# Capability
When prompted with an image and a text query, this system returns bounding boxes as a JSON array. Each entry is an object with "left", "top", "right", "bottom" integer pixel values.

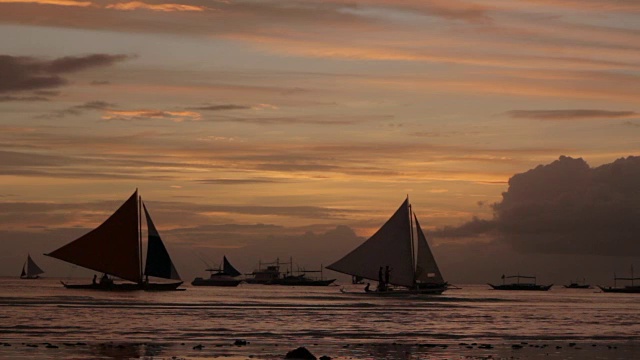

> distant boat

[
  {"left": 45, "top": 190, "right": 183, "bottom": 291},
  {"left": 598, "top": 267, "right": 640, "bottom": 293},
  {"left": 246, "top": 258, "right": 336, "bottom": 286},
  {"left": 488, "top": 275, "right": 552, "bottom": 291},
  {"left": 20, "top": 254, "right": 44, "bottom": 279},
  {"left": 327, "top": 197, "right": 448, "bottom": 295},
  {"left": 191, "top": 256, "right": 243, "bottom": 287},
  {"left": 564, "top": 278, "right": 591, "bottom": 289}
]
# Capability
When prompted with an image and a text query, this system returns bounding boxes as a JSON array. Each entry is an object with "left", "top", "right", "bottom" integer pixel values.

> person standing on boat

[
  {"left": 385, "top": 266, "right": 391, "bottom": 288},
  {"left": 377, "top": 266, "right": 386, "bottom": 291},
  {"left": 92, "top": 274, "right": 97, "bottom": 285}
]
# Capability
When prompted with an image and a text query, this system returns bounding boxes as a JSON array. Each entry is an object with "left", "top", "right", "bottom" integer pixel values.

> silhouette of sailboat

[
  {"left": 20, "top": 254, "right": 44, "bottom": 279},
  {"left": 327, "top": 197, "right": 448, "bottom": 295},
  {"left": 598, "top": 266, "right": 640, "bottom": 293},
  {"left": 488, "top": 274, "right": 552, "bottom": 291},
  {"left": 192, "top": 256, "right": 243, "bottom": 287},
  {"left": 45, "top": 190, "right": 183, "bottom": 291}
]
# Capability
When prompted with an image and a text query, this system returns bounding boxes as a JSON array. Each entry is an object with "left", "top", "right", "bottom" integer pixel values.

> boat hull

[
  {"left": 488, "top": 283, "right": 553, "bottom": 291},
  {"left": 271, "top": 278, "right": 336, "bottom": 286},
  {"left": 563, "top": 284, "right": 591, "bottom": 289},
  {"left": 61, "top": 281, "right": 184, "bottom": 291},
  {"left": 20, "top": 275, "right": 40, "bottom": 280},
  {"left": 598, "top": 285, "right": 640, "bottom": 293},
  {"left": 245, "top": 278, "right": 336, "bottom": 286},
  {"left": 340, "top": 286, "right": 447, "bottom": 296},
  {"left": 191, "top": 277, "right": 242, "bottom": 287}
]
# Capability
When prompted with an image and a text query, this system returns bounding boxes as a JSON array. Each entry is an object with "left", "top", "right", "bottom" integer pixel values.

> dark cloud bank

[
  {"left": 0, "top": 54, "right": 129, "bottom": 96},
  {"left": 433, "top": 155, "right": 640, "bottom": 257}
]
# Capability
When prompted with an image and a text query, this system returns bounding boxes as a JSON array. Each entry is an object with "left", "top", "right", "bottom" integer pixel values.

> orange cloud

[
  {"left": 105, "top": 1, "right": 206, "bottom": 12},
  {"left": 102, "top": 109, "right": 201, "bottom": 122},
  {"left": 0, "top": 0, "right": 91, "bottom": 6}
]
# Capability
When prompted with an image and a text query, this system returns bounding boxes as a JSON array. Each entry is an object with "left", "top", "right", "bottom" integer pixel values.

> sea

[{"left": 1, "top": 278, "right": 639, "bottom": 360}]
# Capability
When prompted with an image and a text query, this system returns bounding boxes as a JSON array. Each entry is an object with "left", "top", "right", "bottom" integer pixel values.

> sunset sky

[{"left": 1, "top": 0, "right": 639, "bottom": 283}]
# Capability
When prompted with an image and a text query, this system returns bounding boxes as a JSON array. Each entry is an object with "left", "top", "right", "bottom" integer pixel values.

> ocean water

[{"left": 1, "top": 278, "right": 639, "bottom": 359}]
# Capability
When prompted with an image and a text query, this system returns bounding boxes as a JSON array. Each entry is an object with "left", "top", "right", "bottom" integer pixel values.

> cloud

[
  {"left": 105, "top": 1, "right": 207, "bottom": 12},
  {"left": 0, "top": 54, "right": 130, "bottom": 94},
  {"left": 207, "top": 115, "right": 392, "bottom": 125},
  {"left": 196, "top": 178, "right": 288, "bottom": 185},
  {"left": 102, "top": 109, "right": 201, "bottom": 122},
  {"left": 433, "top": 156, "right": 640, "bottom": 256},
  {"left": 0, "top": 0, "right": 91, "bottom": 7},
  {"left": 506, "top": 109, "right": 638, "bottom": 120},
  {"left": 189, "top": 104, "right": 251, "bottom": 111},
  {"left": 39, "top": 100, "right": 115, "bottom": 118},
  {"left": 0, "top": 95, "right": 49, "bottom": 102}
]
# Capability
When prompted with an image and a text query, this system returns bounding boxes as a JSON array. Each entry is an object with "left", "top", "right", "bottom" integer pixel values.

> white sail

[
  {"left": 26, "top": 254, "right": 45, "bottom": 277},
  {"left": 326, "top": 198, "right": 415, "bottom": 288},
  {"left": 414, "top": 215, "right": 444, "bottom": 284}
]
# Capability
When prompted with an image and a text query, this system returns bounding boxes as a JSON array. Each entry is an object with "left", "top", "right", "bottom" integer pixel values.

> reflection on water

[{"left": 1, "top": 278, "right": 639, "bottom": 359}]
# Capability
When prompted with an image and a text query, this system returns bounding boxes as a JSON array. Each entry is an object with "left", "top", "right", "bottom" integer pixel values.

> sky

[{"left": 1, "top": 0, "right": 639, "bottom": 284}]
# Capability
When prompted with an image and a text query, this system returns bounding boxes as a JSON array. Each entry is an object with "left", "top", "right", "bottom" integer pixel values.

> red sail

[{"left": 46, "top": 191, "right": 142, "bottom": 283}]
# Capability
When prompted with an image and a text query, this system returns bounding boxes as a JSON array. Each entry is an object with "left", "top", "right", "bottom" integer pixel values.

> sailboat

[
  {"left": 20, "top": 254, "right": 45, "bottom": 279},
  {"left": 488, "top": 274, "right": 552, "bottom": 291},
  {"left": 598, "top": 267, "right": 640, "bottom": 293},
  {"left": 327, "top": 197, "right": 448, "bottom": 295},
  {"left": 191, "top": 256, "right": 243, "bottom": 287},
  {"left": 45, "top": 190, "right": 183, "bottom": 291}
]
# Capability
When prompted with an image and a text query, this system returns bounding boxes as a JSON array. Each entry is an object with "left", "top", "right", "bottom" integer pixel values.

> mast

[
  {"left": 408, "top": 196, "right": 415, "bottom": 285},
  {"left": 138, "top": 190, "right": 143, "bottom": 281}
]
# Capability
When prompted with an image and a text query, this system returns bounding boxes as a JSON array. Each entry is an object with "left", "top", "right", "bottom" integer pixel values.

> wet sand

[{"left": 0, "top": 339, "right": 638, "bottom": 359}]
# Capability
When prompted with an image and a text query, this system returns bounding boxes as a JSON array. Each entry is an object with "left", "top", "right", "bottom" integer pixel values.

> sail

[
  {"left": 143, "top": 203, "right": 181, "bottom": 280},
  {"left": 20, "top": 263, "right": 26, "bottom": 278},
  {"left": 326, "top": 198, "right": 415, "bottom": 288},
  {"left": 223, "top": 256, "right": 241, "bottom": 277},
  {"left": 46, "top": 191, "right": 142, "bottom": 283},
  {"left": 26, "top": 254, "right": 44, "bottom": 277},
  {"left": 414, "top": 215, "right": 444, "bottom": 284}
]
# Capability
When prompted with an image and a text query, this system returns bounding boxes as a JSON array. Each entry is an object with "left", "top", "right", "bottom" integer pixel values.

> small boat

[
  {"left": 245, "top": 259, "right": 286, "bottom": 284},
  {"left": 20, "top": 254, "right": 45, "bottom": 279},
  {"left": 598, "top": 267, "right": 640, "bottom": 293},
  {"left": 272, "top": 271, "right": 336, "bottom": 286},
  {"left": 327, "top": 197, "right": 448, "bottom": 295},
  {"left": 45, "top": 190, "right": 183, "bottom": 291},
  {"left": 191, "top": 256, "right": 243, "bottom": 287},
  {"left": 246, "top": 258, "right": 336, "bottom": 286},
  {"left": 488, "top": 275, "right": 552, "bottom": 291},
  {"left": 564, "top": 278, "right": 591, "bottom": 289}
]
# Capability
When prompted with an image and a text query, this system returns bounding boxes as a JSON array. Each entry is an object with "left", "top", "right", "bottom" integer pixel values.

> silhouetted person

[
  {"left": 92, "top": 274, "right": 97, "bottom": 285},
  {"left": 378, "top": 266, "right": 386, "bottom": 291},
  {"left": 100, "top": 273, "right": 112, "bottom": 286},
  {"left": 385, "top": 266, "right": 391, "bottom": 286}
]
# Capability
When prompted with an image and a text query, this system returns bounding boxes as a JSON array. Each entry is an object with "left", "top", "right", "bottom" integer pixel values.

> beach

[{"left": 1, "top": 278, "right": 639, "bottom": 359}]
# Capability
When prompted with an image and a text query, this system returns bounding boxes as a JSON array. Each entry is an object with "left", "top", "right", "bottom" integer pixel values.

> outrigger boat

[
  {"left": 327, "top": 197, "right": 448, "bottom": 295},
  {"left": 20, "top": 254, "right": 44, "bottom": 279},
  {"left": 564, "top": 278, "right": 591, "bottom": 289},
  {"left": 45, "top": 190, "right": 183, "bottom": 291},
  {"left": 598, "top": 267, "right": 640, "bottom": 293},
  {"left": 488, "top": 275, "right": 552, "bottom": 291},
  {"left": 191, "top": 256, "right": 243, "bottom": 287}
]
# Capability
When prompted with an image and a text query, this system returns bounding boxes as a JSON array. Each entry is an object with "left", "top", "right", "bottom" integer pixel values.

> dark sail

[
  {"left": 223, "top": 256, "right": 242, "bottom": 277},
  {"left": 26, "top": 254, "right": 44, "bottom": 277},
  {"left": 143, "top": 203, "right": 181, "bottom": 281},
  {"left": 326, "top": 198, "right": 415, "bottom": 288},
  {"left": 46, "top": 191, "right": 142, "bottom": 283}
]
